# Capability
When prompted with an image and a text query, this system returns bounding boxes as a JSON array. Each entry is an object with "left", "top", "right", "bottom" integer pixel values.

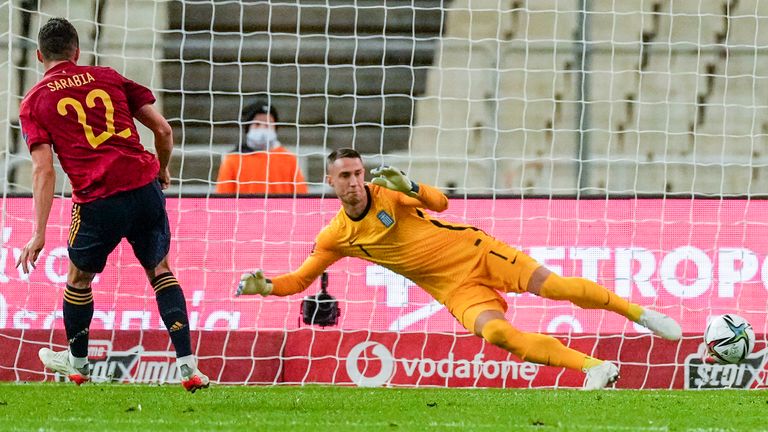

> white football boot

[
  {"left": 180, "top": 364, "right": 210, "bottom": 393},
  {"left": 583, "top": 361, "right": 620, "bottom": 390},
  {"left": 38, "top": 348, "right": 90, "bottom": 386},
  {"left": 637, "top": 309, "right": 683, "bottom": 341}
]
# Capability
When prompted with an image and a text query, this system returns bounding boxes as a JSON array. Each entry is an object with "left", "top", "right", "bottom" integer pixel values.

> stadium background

[{"left": 1, "top": 0, "right": 767, "bottom": 390}]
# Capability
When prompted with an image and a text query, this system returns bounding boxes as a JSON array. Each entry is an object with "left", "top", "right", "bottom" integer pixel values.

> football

[{"left": 704, "top": 314, "right": 755, "bottom": 364}]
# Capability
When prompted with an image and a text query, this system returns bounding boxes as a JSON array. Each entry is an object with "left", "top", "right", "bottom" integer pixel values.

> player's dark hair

[
  {"left": 38, "top": 18, "right": 79, "bottom": 61},
  {"left": 327, "top": 148, "right": 362, "bottom": 168}
]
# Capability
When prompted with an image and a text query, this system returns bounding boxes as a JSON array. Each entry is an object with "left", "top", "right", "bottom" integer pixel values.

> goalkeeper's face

[{"left": 327, "top": 157, "right": 367, "bottom": 205}]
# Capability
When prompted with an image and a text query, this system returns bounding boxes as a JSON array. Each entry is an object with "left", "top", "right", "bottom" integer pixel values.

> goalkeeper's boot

[
  {"left": 180, "top": 364, "right": 210, "bottom": 393},
  {"left": 38, "top": 348, "right": 90, "bottom": 386},
  {"left": 637, "top": 309, "right": 682, "bottom": 341},
  {"left": 583, "top": 361, "right": 620, "bottom": 390}
]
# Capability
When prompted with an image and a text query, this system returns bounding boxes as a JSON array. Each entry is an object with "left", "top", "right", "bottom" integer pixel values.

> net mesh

[{"left": 1, "top": 0, "right": 767, "bottom": 389}]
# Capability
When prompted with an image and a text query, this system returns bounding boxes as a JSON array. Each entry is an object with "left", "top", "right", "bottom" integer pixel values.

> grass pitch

[{"left": 0, "top": 383, "right": 766, "bottom": 431}]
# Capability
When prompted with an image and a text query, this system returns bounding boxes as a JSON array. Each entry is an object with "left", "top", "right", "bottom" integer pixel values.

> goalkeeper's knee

[
  {"left": 480, "top": 319, "right": 524, "bottom": 356},
  {"left": 537, "top": 273, "right": 573, "bottom": 300}
]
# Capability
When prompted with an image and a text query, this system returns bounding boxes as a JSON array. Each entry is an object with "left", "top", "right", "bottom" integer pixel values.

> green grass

[{"left": 0, "top": 384, "right": 766, "bottom": 431}]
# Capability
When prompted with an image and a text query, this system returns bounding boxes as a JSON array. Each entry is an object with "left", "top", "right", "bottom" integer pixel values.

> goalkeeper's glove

[
  {"left": 371, "top": 166, "right": 420, "bottom": 198},
  {"left": 235, "top": 270, "right": 273, "bottom": 296}
]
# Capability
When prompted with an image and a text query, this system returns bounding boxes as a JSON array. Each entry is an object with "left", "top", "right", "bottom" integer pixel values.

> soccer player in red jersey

[
  {"left": 238, "top": 148, "right": 684, "bottom": 389},
  {"left": 16, "top": 17, "right": 208, "bottom": 392}
]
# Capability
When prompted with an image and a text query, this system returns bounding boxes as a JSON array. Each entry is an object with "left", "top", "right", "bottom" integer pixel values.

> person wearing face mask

[{"left": 215, "top": 99, "right": 308, "bottom": 194}]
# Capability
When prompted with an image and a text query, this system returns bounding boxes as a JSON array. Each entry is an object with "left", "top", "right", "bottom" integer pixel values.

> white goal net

[{"left": 1, "top": 0, "right": 767, "bottom": 389}]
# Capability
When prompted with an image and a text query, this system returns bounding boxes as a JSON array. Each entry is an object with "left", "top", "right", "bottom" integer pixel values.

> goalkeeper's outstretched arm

[
  {"left": 371, "top": 166, "right": 448, "bottom": 212},
  {"left": 236, "top": 236, "right": 341, "bottom": 297}
]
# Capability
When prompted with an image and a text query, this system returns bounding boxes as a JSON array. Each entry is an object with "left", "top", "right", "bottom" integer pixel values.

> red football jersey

[{"left": 19, "top": 61, "right": 160, "bottom": 203}]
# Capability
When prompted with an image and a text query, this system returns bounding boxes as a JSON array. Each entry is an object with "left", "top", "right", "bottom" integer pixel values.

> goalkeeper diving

[{"left": 236, "top": 148, "right": 682, "bottom": 389}]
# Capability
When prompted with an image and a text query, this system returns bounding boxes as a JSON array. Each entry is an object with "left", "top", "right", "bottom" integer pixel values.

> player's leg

[
  {"left": 40, "top": 201, "right": 123, "bottom": 385},
  {"left": 38, "top": 262, "right": 96, "bottom": 385},
  {"left": 450, "top": 295, "right": 619, "bottom": 389},
  {"left": 480, "top": 240, "right": 681, "bottom": 341},
  {"left": 482, "top": 241, "right": 637, "bottom": 320},
  {"left": 470, "top": 306, "right": 594, "bottom": 369},
  {"left": 144, "top": 256, "right": 208, "bottom": 392},
  {"left": 129, "top": 180, "right": 208, "bottom": 392},
  {"left": 526, "top": 265, "right": 637, "bottom": 318},
  {"left": 527, "top": 266, "right": 682, "bottom": 340}
]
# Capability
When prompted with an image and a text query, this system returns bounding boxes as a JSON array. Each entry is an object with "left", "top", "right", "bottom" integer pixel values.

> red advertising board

[
  {"left": 2, "top": 330, "right": 766, "bottom": 389},
  {"left": 1, "top": 197, "right": 767, "bottom": 335}
]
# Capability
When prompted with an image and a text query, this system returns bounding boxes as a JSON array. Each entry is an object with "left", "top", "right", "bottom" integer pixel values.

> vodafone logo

[
  {"left": 346, "top": 342, "right": 395, "bottom": 387},
  {"left": 345, "top": 341, "right": 539, "bottom": 387}
]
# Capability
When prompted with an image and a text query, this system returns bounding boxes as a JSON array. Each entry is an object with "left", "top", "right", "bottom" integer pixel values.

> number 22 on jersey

[{"left": 57, "top": 88, "right": 131, "bottom": 148}]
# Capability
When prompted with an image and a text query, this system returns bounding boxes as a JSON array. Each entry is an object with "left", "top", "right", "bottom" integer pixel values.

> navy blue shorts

[{"left": 68, "top": 180, "right": 171, "bottom": 273}]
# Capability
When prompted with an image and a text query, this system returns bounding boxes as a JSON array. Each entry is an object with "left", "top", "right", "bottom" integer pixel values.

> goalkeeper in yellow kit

[{"left": 236, "top": 148, "right": 682, "bottom": 389}]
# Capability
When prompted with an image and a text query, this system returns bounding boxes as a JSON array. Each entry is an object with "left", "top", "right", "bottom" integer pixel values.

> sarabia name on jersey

[{"left": 45, "top": 72, "right": 95, "bottom": 92}]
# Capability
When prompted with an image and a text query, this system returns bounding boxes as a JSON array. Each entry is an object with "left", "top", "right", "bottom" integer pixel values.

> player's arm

[
  {"left": 16, "top": 144, "right": 56, "bottom": 273},
  {"left": 236, "top": 248, "right": 341, "bottom": 296},
  {"left": 236, "top": 230, "right": 342, "bottom": 297},
  {"left": 271, "top": 249, "right": 340, "bottom": 295},
  {"left": 371, "top": 166, "right": 448, "bottom": 212},
  {"left": 134, "top": 104, "right": 173, "bottom": 189}
]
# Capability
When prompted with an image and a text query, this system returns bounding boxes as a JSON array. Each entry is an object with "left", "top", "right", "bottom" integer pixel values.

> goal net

[{"left": 1, "top": 0, "right": 767, "bottom": 389}]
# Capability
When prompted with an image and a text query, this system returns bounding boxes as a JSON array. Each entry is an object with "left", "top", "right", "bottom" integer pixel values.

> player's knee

[
  {"left": 146, "top": 256, "right": 171, "bottom": 280},
  {"left": 481, "top": 321, "right": 528, "bottom": 358},
  {"left": 67, "top": 265, "right": 95, "bottom": 288},
  {"left": 538, "top": 273, "right": 571, "bottom": 300},
  {"left": 480, "top": 319, "right": 520, "bottom": 351}
]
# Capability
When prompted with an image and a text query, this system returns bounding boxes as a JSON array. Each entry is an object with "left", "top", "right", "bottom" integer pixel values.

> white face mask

[{"left": 245, "top": 128, "right": 278, "bottom": 151}]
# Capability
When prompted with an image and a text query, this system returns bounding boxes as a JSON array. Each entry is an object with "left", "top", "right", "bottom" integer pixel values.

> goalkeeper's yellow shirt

[{"left": 271, "top": 183, "right": 521, "bottom": 303}]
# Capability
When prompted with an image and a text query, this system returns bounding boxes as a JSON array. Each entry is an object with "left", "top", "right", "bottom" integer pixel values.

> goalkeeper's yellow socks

[
  {"left": 152, "top": 272, "right": 192, "bottom": 357},
  {"left": 480, "top": 319, "right": 591, "bottom": 370},
  {"left": 581, "top": 356, "right": 603, "bottom": 372},
  {"left": 62, "top": 284, "right": 94, "bottom": 358},
  {"left": 538, "top": 274, "right": 643, "bottom": 321},
  {"left": 626, "top": 303, "right": 644, "bottom": 322}
]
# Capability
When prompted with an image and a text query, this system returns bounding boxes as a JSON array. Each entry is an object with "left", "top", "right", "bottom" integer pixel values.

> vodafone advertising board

[
  {"left": 0, "top": 197, "right": 767, "bottom": 334},
  {"left": 3, "top": 329, "right": 766, "bottom": 389}
]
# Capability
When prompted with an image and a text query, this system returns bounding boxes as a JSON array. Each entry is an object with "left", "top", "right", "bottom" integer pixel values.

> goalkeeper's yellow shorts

[{"left": 444, "top": 239, "right": 541, "bottom": 333}]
